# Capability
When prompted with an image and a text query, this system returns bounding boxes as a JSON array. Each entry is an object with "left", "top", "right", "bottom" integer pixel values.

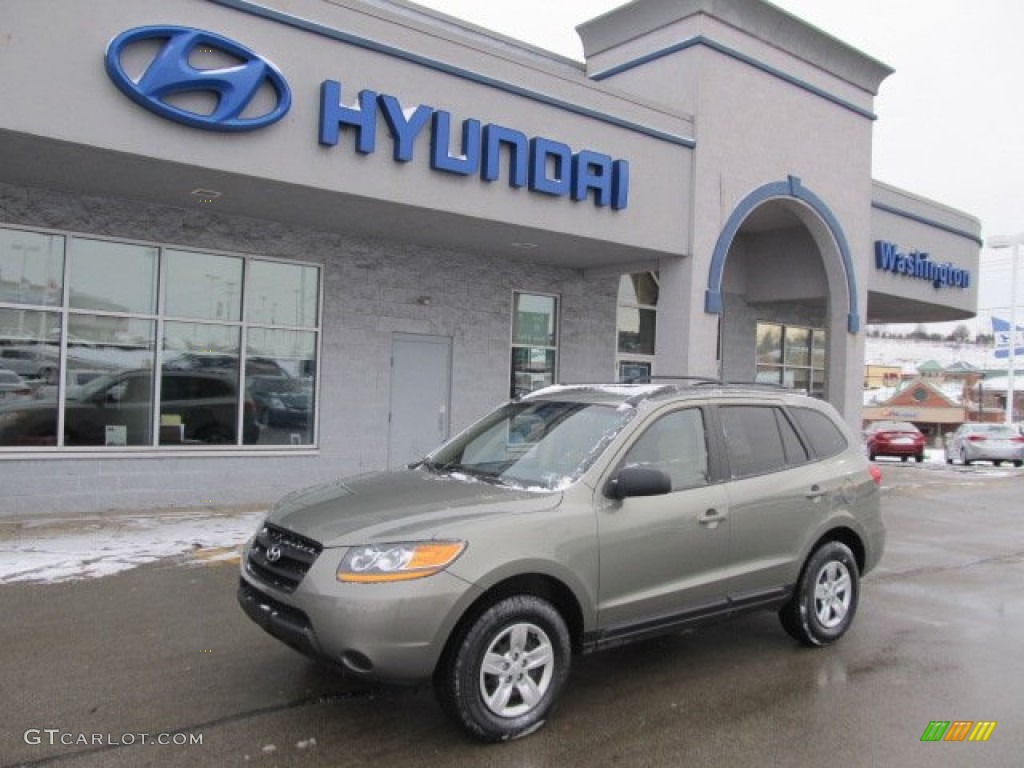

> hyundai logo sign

[{"left": 105, "top": 26, "right": 291, "bottom": 132}]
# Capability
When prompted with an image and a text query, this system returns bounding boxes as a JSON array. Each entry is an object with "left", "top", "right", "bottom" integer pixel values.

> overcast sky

[{"left": 411, "top": 0, "right": 1023, "bottom": 328}]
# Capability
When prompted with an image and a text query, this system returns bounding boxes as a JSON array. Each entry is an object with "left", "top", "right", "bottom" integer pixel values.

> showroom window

[
  {"left": 511, "top": 292, "right": 558, "bottom": 398},
  {"left": 616, "top": 271, "right": 658, "bottom": 382},
  {"left": 0, "top": 226, "right": 320, "bottom": 450},
  {"left": 755, "top": 322, "right": 826, "bottom": 398}
]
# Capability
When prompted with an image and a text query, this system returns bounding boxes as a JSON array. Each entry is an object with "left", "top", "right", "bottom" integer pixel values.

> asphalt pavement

[{"left": 1, "top": 462, "right": 1022, "bottom": 767}]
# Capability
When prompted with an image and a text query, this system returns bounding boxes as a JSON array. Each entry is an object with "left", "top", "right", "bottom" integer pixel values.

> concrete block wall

[{"left": 0, "top": 182, "right": 618, "bottom": 517}]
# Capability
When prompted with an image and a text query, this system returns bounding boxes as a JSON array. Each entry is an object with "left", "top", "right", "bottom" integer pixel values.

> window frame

[
  {"left": 509, "top": 290, "right": 560, "bottom": 398},
  {"left": 0, "top": 223, "right": 324, "bottom": 456},
  {"left": 755, "top": 321, "right": 827, "bottom": 398},
  {"left": 615, "top": 271, "right": 659, "bottom": 381}
]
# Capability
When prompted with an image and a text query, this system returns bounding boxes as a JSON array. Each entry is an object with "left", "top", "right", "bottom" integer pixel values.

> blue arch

[{"left": 704, "top": 175, "right": 860, "bottom": 334}]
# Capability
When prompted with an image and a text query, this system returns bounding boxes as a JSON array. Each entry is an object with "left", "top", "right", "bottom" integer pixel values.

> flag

[{"left": 992, "top": 316, "right": 1024, "bottom": 359}]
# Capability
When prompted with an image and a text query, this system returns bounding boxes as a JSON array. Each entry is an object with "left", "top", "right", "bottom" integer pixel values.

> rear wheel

[
  {"left": 915, "top": 452, "right": 924, "bottom": 463},
  {"left": 435, "top": 595, "right": 570, "bottom": 742},
  {"left": 779, "top": 541, "right": 860, "bottom": 647}
]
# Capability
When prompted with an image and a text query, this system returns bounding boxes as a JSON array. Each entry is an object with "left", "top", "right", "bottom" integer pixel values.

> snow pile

[{"left": 0, "top": 509, "right": 265, "bottom": 584}]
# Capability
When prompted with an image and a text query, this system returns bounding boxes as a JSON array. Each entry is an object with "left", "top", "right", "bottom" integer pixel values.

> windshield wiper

[{"left": 430, "top": 462, "right": 507, "bottom": 485}]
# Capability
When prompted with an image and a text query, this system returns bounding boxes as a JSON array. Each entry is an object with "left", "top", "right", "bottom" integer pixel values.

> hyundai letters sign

[{"left": 104, "top": 25, "right": 630, "bottom": 210}]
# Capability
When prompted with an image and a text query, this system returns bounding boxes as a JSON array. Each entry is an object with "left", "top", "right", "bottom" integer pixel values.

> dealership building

[{"left": 0, "top": 0, "right": 981, "bottom": 515}]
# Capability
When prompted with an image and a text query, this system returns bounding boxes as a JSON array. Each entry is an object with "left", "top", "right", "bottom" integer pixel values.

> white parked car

[{"left": 944, "top": 423, "right": 1024, "bottom": 467}]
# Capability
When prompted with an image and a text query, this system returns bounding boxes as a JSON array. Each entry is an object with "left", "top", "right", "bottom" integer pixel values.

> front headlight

[{"left": 337, "top": 540, "right": 466, "bottom": 583}]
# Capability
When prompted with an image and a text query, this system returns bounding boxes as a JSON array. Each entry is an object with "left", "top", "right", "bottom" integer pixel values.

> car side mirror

[{"left": 605, "top": 467, "right": 672, "bottom": 500}]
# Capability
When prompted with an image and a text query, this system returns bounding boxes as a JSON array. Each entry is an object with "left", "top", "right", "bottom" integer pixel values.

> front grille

[{"left": 246, "top": 523, "right": 322, "bottom": 592}]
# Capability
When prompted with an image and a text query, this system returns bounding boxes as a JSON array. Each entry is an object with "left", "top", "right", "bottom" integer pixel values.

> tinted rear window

[
  {"left": 719, "top": 406, "right": 789, "bottom": 478},
  {"left": 792, "top": 407, "right": 848, "bottom": 458}
]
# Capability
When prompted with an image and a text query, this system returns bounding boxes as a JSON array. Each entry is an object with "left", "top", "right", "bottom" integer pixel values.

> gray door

[{"left": 388, "top": 333, "right": 452, "bottom": 469}]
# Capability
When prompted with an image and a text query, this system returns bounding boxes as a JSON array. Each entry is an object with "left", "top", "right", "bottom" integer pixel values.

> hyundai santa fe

[{"left": 238, "top": 382, "right": 884, "bottom": 741}]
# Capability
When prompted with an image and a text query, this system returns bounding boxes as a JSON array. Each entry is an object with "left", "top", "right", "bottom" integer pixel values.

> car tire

[
  {"left": 900, "top": 455, "right": 908, "bottom": 463},
  {"left": 915, "top": 452, "right": 924, "bottom": 463},
  {"left": 434, "top": 595, "right": 570, "bottom": 742},
  {"left": 994, "top": 460, "right": 1003, "bottom": 467},
  {"left": 868, "top": 451, "right": 876, "bottom": 461},
  {"left": 961, "top": 449, "right": 971, "bottom": 466},
  {"left": 1014, "top": 460, "right": 1022, "bottom": 468},
  {"left": 779, "top": 541, "right": 860, "bottom": 647}
]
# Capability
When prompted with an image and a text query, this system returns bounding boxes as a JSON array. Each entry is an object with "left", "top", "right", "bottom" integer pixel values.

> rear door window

[{"left": 719, "top": 405, "right": 790, "bottom": 479}]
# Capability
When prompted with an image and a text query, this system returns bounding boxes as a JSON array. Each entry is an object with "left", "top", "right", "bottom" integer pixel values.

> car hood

[{"left": 267, "top": 469, "right": 562, "bottom": 547}]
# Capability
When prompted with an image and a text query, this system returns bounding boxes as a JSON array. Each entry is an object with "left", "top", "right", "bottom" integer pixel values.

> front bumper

[{"left": 238, "top": 546, "right": 480, "bottom": 684}]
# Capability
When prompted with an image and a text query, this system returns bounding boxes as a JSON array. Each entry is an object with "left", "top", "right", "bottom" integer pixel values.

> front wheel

[
  {"left": 435, "top": 595, "right": 570, "bottom": 742},
  {"left": 779, "top": 541, "right": 860, "bottom": 647}
]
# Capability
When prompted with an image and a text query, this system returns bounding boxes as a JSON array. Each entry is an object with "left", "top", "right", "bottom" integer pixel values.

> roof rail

[{"left": 623, "top": 374, "right": 721, "bottom": 385}]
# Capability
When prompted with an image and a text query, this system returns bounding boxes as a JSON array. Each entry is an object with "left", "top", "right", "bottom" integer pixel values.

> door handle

[{"left": 699, "top": 508, "right": 727, "bottom": 527}]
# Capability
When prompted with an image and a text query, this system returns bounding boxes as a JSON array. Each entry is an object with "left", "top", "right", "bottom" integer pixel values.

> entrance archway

[{"left": 703, "top": 176, "right": 859, "bottom": 408}]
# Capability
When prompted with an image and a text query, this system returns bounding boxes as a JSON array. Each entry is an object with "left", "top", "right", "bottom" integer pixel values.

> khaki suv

[{"left": 238, "top": 382, "right": 884, "bottom": 741}]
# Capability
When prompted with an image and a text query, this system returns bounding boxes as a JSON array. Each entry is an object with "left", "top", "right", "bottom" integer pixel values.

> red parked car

[{"left": 863, "top": 420, "right": 925, "bottom": 462}]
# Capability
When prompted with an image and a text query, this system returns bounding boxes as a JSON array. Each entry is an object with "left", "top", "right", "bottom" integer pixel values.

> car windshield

[{"left": 425, "top": 400, "right": 635, "bottom": 491}]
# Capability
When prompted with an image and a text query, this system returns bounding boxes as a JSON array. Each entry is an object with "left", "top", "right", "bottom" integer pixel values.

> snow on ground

[
  {"left": 0, "top": 508, "right": 266, "bottom": 585},
  {"left": 1, "top": 446, "right": 1015, "bottom": 586}
]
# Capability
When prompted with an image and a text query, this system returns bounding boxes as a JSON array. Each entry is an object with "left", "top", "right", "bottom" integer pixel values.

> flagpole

[{"left": 988, "top": 234, "right": 1023, "bottom": 425}]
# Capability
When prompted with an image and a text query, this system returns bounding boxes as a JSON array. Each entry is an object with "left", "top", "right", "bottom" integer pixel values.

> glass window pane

[
  {"left": 755, "top": 366, "right": 783, "bottom": 385},
  {"left": 622, "top": 408, "right": 708, "bottom": 490},
  {"left": 785, "top": 327, "right": 811, "bottom": 367},
  {"left": 0, "top": 309, "right": 60, "bottom": 446},
  {"left": 165, "top": 250, "right": 243, "bottom": 321},
  {"left": 788, "top": 367, "right": 811, "bottom": 392},
  {"left": 162, "top": 322, "right": 242, "bottom": 445},
  {"left": 63, "top": 316, "right": 156, "bottom": 446},
  {"left": 811, "top": 329, "right": 826, "bottom": 369},
  {"left": 720, "top": 405, "right": 788, "bottom": 478},
  {"left": 617, "top": 272, "right": 659, "bottom": 307},
  {"left": 511, "top": 347, "right": 555, "bottom": 398},
  {"left": 513, "top": 293, "right": 557, "bottom": 346},
  {"left": 617, "top": 306, "right": 656, "bottom": 355},
  {"left": 246, "top": 261, "right": 319, "bottom": 327},
  {"left": 618, "top": 360, "right": 651, "bottom": 383},
  {"left": 811, "top": 368, "right": 826, "bottom": 399},
  {"left": 0, "top": 229, "right": 64, "bottom": 307},
  {"left": 756, "top": 323, "right": 782, "bottom": 365},
  {"left": 776, "top": 409, "right": 808, "bottom": 465},
  {"left": 70, "top": 238, "right": 157, "bottom": 314},
  {"left": 246, "top": 328, "right": 317, "bottom": 445},
  {"left": 791, "top": 407, "right": 847, "bottom": 458}
]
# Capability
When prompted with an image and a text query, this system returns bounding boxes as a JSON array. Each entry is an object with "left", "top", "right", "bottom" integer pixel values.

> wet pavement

[{"left": 1, "top": 462, "right": 1022, "bottom": 767}]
